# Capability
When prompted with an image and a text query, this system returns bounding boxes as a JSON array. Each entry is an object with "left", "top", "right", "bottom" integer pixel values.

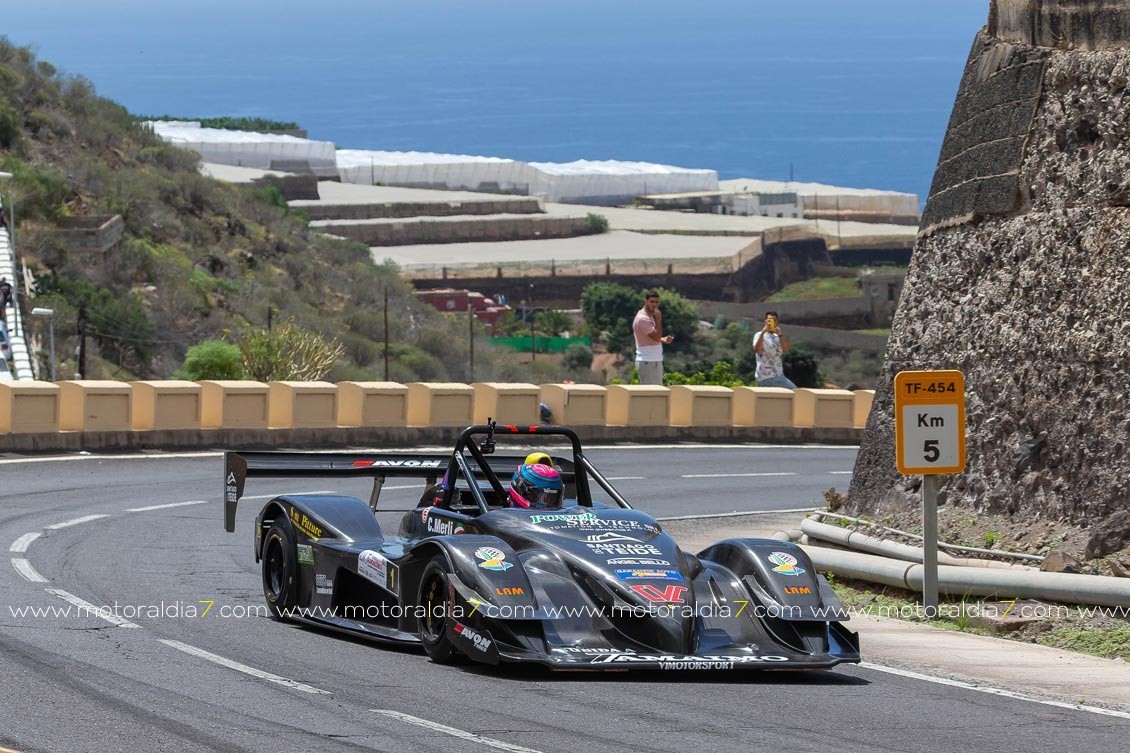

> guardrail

[
  {"left": 0, "top": 220, "right": 34, "bottom": 380},
  {"left": 0, "top": 380, "right": 873, "bottom": 451}
]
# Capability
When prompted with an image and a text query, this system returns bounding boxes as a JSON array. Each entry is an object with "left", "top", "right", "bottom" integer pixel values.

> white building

[
  {"left": 723, "top": 191, "right": 804, "bottom": 218},
  {"left": 719, "top": 178, "right": 920, "bottom": 224}
]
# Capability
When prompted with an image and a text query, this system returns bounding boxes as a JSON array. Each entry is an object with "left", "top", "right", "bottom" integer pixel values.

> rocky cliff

[{"left": 849, "top": 1, "right": 1130, "bottom": 558}]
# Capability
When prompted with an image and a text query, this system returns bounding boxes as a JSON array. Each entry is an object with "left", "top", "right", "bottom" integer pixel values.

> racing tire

[
  {"left": 417, "top": 556, "right": 459, "bottom": 664},
  {"left": 261, "top": 518, "right": 299, "bottom": 621}
]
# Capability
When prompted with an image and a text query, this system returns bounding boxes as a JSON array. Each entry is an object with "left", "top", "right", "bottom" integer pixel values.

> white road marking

[
  {"left": 829, "top": 470, "right": 854, "bottom": 475},
  {"left": 9, "top": 532, "right": 41, "bottom": 553},
  {"left": 44, "top": 514, "right": 109, "bottom": 530},
  {"left": 242, "top": 490, "right": 336, "bottom": 500},
  {"left": 604, "top": 476, "right": 645, "bottom": 481},
  {"left": 588, "top": 443, "right": 859, "bottom": 450},
  {"left": 11, "top": 558, "right": 48, "bottom": 583},
  {"left": 858, "top": 662, "right": 1130, "bottom": 720},
  {"left": 658, "top": 508, "right": 813, "bottom": 521},
  {"left": 0, "top": 443, "right": 858, "bottom": 466},
  {"left": 371, "top": 710, "right": 544, "bottom": 753},
  {"left": 158, "top": 639, "right": 332, "bottom": 695},
  {"left": 126, "top": 500, "right": 209, "bottom": 512},
  {"left": 681, "top": 472, "right": 797, "bottom": 478},
  {"left": 0, "top": 451, "right": 222, "bottom": 465},
  {"left": 44, "top": 588, "right": 141, "bottom": 628}
]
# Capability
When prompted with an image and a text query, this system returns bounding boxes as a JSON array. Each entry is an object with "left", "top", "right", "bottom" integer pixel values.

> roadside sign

[{"left": 894, "top": 370, "right": 966, "bottom": 475}]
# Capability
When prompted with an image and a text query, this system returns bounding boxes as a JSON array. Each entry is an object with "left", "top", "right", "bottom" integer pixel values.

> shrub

[
  {"left": 782, "top": 343, "right": 824, "bottom": 388},
  {"left": 561, "top": 342, "right": 594, "bottom": 372},
  {"left": 580, "top": 282, "right": 698, "bottom": 356},
  {"left": 175, "top": 339, "right": 243, "bottom": 380},
  {"left": 237, "top": 321, "right": 344, "bottom": 381},
  {"left": 584, "top": 213, "right": 610, "bottom": 234}
]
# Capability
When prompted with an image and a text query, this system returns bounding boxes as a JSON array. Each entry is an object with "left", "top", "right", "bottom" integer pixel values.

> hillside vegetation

[{"left": 0, "top": 38, "right": 541, "bottom": 382}]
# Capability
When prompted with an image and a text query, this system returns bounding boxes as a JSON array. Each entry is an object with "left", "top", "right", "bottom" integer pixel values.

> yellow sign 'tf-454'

[{"left": 894, "top": 370, "right": 966, "bottom": 475}]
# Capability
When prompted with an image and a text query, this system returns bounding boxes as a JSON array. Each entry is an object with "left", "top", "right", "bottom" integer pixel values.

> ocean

[{"left": 4, "top": 0, "right": 987, "bottom": 201}]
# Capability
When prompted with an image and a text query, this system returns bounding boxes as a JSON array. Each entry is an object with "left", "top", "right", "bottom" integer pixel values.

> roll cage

[{"left": 223, "top": 424, "right": 631, "bottom": 533}]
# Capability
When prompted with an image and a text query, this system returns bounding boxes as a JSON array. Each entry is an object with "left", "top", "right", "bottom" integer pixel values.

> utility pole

[
  {"left": 836, "top": 196, "right": 842, "bottom": 250},
  {"left": 77, "top": 301, "right": 87, "bottom": 379},
  {"left": 383, "top": 288, "right": 390, "bottom": 381},
  {"left": 468, "top": 303, "right": 475, "bottom": 382},
  {"left": 528, "top": 283, "right": 535, "bottom": 363}
]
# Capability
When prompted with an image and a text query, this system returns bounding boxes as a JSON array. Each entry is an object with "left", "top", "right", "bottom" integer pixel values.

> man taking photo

[
  {"left": 632, "top": 290, "right": 673, "bottom": 385},
  {"left": 753, "top": 311, "right": 797, "bottom": 389}
]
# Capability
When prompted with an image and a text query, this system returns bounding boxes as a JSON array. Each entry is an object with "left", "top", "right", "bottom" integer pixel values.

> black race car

[{"left": 223, "top": 424, "right": 860, "bottom": 671}]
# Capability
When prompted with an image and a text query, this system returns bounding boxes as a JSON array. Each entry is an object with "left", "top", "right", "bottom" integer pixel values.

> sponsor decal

[
  {"left": 530, "top": 512, "right": 660, "bottom": 534},
  {"left": 476, "top": 546, "right": 513, "bottom": 571},
  {"left": 453, "top": 622, "right": 492, "bottom": 653},
  {"left": 588, "top": 543, "right": 663, "bottom": 556},
  {"left": 315, "top": 573, "right": 333, "bottom": 595},
  {"left": 614, "top": 569, "right": 683, "bottom": 581},
  {"left": 225, "top": 471, "right": 238, "bottom": 503},
  {"left": 583, "top": 532, "right": 662, "bottom": 556},
  {"left": 296, "top": 544, "right": 314, "bottom": 565},
  {"left": 606, "top": 558, "right": 671, "bottom": 566},
  {"left": 551, "top": 647, "right": 635, "bottom": 655},
  {"left": 582, "top": 532, "right": 641, "bottom": 544},
  {"left": 426, "top": 515, "right": 464, "bottom": 536},
  {"left": 495, "top": 586, "right": 525, "bottom": 596},
  {"left": 768, "top": 552, "right": 806, "bottom": 577},
  {"left": 783, "top": 585, "right": 812, "bottom": 595},
  {"left": 352, "top": 458, "right": 445, "bottom": 468},
  {"left": 358, "top": 550, "right": 399, "bottom": 596},
  {"left": 289, "top": 508, "right": 323, "bottom": 540},
  {"left": 588, "top": 654, "right": 790, "bottom": 666},
  {"left": 629, "top": 584, "right": 688, "bottom": 604}
]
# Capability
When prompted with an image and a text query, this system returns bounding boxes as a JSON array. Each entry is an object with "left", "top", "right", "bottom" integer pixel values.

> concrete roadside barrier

[
  {"left": 59, "top": 380, "right": 132, "bottom": 432},
  {"left": 130, "top": 380, "right": 202, "bottom": 430},
  {"left": 539, "top": 383, "right": 607, "bottom": 426},
  {"left": 731, "top": 386, "right": 794, "bottom": 427},
  {"left": 793, "top": 388, "right": 855, "bottom": 428},
  {"left": 0, "top": 380, "right": 60, "bottom": 433},
  {"left": 472, "top": 382, "right": 539, "bottom": 425},
  {"left": 406, "top": 382, "right": 475, "bottom": 427},
  {"left": 268, "top": 381, "right": 337, "bottom": 429},
  {"left": 200, "top": 380, "right": 269, "bottom": 429},
  {"left": 853, "top": 389, "right": 875, "bottom": 429},
  {"left": 606, "top": 385, "right": 669, "bottom": 427},
  {"left": 337, "top": 381, "right": 408, "bottom": 427},
  {"left": 669, "top": 385, "right": 733, "bottom": 427}
]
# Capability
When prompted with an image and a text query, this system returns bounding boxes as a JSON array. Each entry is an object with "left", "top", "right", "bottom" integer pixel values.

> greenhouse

[
  {"left": 336, "top": 151, "right": 718, "bottom": 205},
  {"left": 335, "top": 149, "right": 535, "bottom": 194},
  {"left": 147, "top": 121, "right": 338, "bottom": 175}
]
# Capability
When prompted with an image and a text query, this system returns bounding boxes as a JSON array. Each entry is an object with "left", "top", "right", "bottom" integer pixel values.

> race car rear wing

[{"left": 223, "top": 448, "right": 576, "bottom": 532}]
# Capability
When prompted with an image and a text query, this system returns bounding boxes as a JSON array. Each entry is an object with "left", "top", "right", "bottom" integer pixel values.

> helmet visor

[{"left": 526, "top": 486, "right": 563, "bottom": 509}]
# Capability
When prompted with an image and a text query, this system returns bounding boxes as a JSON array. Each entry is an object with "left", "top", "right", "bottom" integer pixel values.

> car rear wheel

[
  {"left": 262, "top": 518, "right": 298, "bottom": 621},
  {"left": 417, "top": 556, "right": 459, "bottom": 663}
]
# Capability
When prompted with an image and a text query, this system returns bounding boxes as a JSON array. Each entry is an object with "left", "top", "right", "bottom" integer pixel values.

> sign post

[{"left": 894, "top": 370, "right": 966, "bottom": 617}]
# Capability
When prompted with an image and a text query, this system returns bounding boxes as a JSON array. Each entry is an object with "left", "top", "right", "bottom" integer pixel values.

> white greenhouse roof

[
  {"left": 147, "top": 121, "right": 331, "bottom": 147},
  {"left": 529, "top": 159, "right": 717, "bottom": 177},
  {"left": 719, "top": 177, "right": 916, "bottom": 199},
  {"left": 336, "top": 149, "right": 518, "bottom": 167}
]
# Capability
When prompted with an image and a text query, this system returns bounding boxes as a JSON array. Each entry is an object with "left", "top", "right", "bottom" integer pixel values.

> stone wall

[{"left": 849, "top": 3, "right": 1130, "bottom": 555}]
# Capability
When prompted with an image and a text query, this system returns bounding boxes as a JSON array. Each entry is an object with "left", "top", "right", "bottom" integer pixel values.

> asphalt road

[{"left": 2, "top": 444, "right": 1128, "bottom": 753}]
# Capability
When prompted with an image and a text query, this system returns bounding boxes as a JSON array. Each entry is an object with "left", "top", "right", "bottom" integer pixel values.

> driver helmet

[
  {"left": 524, "top": 451, "right": 554, "bottom": 468},
  {"left": 509, "top": 463, "right": 564, "bottom": 509}
]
